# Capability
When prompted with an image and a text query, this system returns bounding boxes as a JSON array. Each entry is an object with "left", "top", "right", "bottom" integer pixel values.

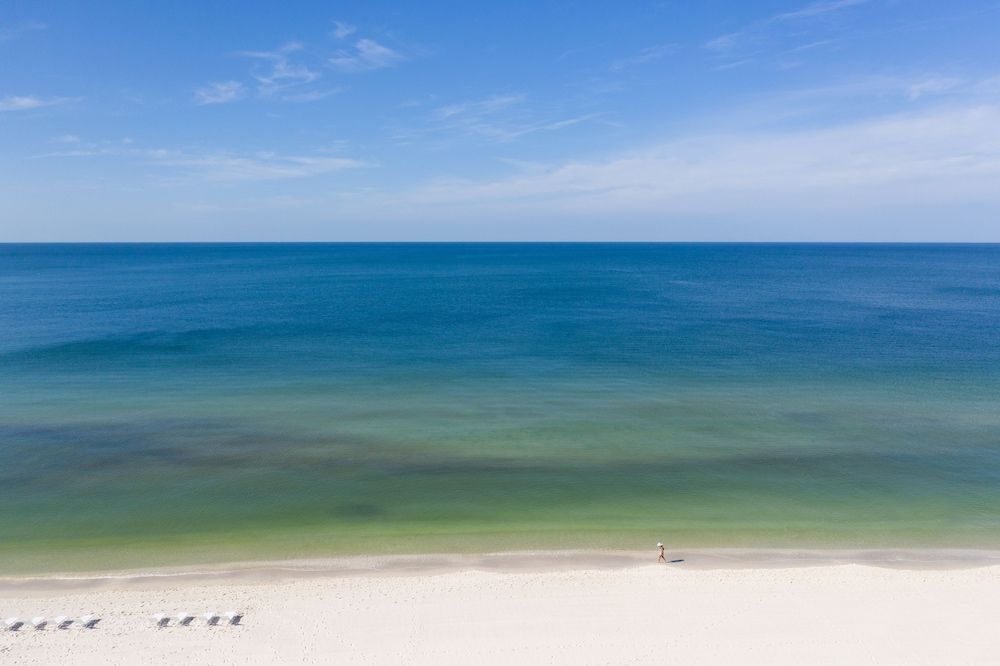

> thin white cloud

[
  {"left": 33, "top": 137, "right": 143, "bottom": 159},
  {"left": 386, "top": 102, "right": 1000, "bottom": 224},
  {"left": 148, "top": 150, "right": 369, "bottom": 182},
  {"left": 0, "top": 20, "right": 45, "bottom": 41},
  {"left": 331, "top": 21, "right": 357, "bottom": 39},
  {"left": 609, "top": 44, "right": 677, "bottom": 72},
  {"left": 220, "top": 30, "right": 402, "bottom": 101},
  {"left": 242, "top": 42, "right": 320, "bottom": 95},
  {"left": 706, "top": 0, "right": 871, "bottom": 61},
  {"left": 329, "top": 38, "right": 405, "bottom": 72},
  {"left": 281, "top": 88, "right": 341, "bottom": 103},
  {"left": 784, "top": 39, "right": 838, "bottom": 54},
  {"left": 435, "top": 94, "right": 526, "bottom": 120},
  {"left": 35, "top": 147, "right": 116, "bottom": 158},
  {"left": 754, "top": 74, "right": 973, "bottom": 113},
  {"left": 771, "top": 74, "right": 968, "bottom": 105},
  {"left": 907, "top": 77, "right": 963, "bottom": 100},
  {"left": 774, "top": 0, "right": 871, "bottom": 21},
  {"left": 35, "top": 138, "right": 370, "bottom": 182},
  {"left": 422, "top": 94, "right": 595, "bottom": 142},
  {"left": 0, "top": 95, "right": 68, "bottom": 111},
  {"left": 194, "top": 81, "right": 245, "bottom": 105}
]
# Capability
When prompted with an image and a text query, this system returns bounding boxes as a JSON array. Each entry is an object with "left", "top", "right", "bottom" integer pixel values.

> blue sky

[{"left": 2, "top": 0, "right": 1000, "bottom": 241}]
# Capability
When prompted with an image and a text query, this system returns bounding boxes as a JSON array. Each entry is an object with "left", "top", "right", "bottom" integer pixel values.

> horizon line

[{"left": 3, "top": 241, "right": 1000, "bottom": 246}]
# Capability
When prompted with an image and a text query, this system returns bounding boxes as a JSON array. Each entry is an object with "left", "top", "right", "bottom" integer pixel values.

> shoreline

[{"left": 4, "top": 547, "right": 1000, "bottom": 591}]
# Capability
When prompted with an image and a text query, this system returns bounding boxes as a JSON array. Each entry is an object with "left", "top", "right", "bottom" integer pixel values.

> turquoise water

[{"left": 1, "top": 244, "right": 999, "bottom": 571}]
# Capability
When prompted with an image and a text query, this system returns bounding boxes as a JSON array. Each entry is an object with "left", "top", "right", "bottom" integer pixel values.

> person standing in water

[{"left": 657, "top": 542, "right": 666, "bottom": 563}]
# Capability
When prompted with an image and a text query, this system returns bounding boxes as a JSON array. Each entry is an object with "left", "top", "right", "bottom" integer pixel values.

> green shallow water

[{"left": 1, "top": 244, "right": 999, "bottom": 572}]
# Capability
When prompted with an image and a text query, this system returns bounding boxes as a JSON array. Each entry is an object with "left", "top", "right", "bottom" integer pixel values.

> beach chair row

[
  {"left": 4, "top": 612, "right": 242, "bottom": 630},
  {"left": 5, "top": 615, "right": 100, "bottom": 631},
  {"left": 154, "top": 611, "right": 243, "bottom": 627}
]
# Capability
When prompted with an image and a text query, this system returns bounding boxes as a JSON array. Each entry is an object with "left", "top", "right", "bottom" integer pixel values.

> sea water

[{"left": 1, "top": 244, "right": 999, "bottom": 571}]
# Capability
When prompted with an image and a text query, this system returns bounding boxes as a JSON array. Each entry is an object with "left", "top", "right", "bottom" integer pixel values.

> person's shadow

[{"left": 668, "top": 559, "right": 685, "bottom": 564}]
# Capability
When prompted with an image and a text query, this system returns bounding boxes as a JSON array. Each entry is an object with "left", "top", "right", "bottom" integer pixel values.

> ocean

[{"left": 1, "top": 243, "right": 999, "bottom": 571}]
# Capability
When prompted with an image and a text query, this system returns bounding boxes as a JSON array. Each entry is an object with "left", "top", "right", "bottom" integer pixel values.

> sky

[{"left": 2, "top": 0, "right": 1000, "bottom": 241}]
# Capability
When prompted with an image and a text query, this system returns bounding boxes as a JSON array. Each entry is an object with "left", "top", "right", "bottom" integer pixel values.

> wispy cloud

[
  {"left": 0, "top": 20, "right": 45, "bottom": 41},
  {"left": 194, "top": 81, "right": 245, "bottom": 105},
  {"left": 706, "top": 0, "right": 871, "bottom": 64},
  {"left": 329, "top": 38, "right": 405, "bottom": 72},
  {"left": 148, "top": 150, "right": 369, "bottom": 182},
  {"left": 34, "top": 137, "right": 145, "bottom": 159},
  {"left": 36, "top": 147, "right": 117, "bottom": 158},
  {"left": 778, "top": 74, "right": 972, "bottom": 104},
  {"left": 0, "top": 95, "right": 69, "bottom": 111},
  {"left": 242, "top": 42, "right": 320, "bottom": 95},
  {"left": 609, "top": 44, "right": 676, "bottom": 72},
  {"left": 281, "top": 88, "right": 341, "bottom": 103},
  {"left": 204, "top": 26, "right": 403, "bottom": 104},
  {"left": 784, "top": 39, "right": 838, "bottom": 54},
  {"left": 774, "top": 0, "right": 870, "bottom": 21},
  {"left": 765, "top": 74, "right": 972, "bottom": 110},
  {"left": 435, "top": 94, "right": 526, "bottom": 120},
  {"left": 384, "top": 100, "right": 1000, "bottom": 230},
  {"left": 424, "top": 94, "right": 596, "bottom": 142},
  {"left": 35, "top": 137, "right": 370, "bottom": 182},
  {"left": 331, "top": 21, "right": 357, "bottom": 39},
  {"left": 907, "top": 77, "right": 963, "bottom": 100}
]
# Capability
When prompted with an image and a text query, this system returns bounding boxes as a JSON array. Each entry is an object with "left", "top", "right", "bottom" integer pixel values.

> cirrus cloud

[
  {"left": 381, "top": 102, "right": 1000, "bottom": 228},
  {"left": 0, "top": 95, "right": 69, "bottom": 111},
  {"left": 194, "top": 81, "right": 245, "bottom": 105},
  {"left": 147, "top": 150, "right": 370, "bottom": 182},
  {"left": 329, "top": 38, "right": 405, "bottom": 72}
]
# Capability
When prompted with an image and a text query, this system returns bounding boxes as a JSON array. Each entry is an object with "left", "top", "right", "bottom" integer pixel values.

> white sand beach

[{"left": 1, "top": 550, "right": 998, "bottom": 665}]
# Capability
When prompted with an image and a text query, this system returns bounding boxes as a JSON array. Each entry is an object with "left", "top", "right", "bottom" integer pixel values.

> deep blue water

[{"left": 1, "top": 244, "right": 999, "bottom": 569}]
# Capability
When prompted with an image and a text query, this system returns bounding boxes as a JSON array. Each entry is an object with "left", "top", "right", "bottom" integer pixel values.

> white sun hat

[{"left": 657, "top": 542, "right": 663, "bottom": 547}]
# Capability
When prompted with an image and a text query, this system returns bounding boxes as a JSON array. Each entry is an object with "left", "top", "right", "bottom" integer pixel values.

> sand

[{"left": 1, "top": 550, "right": 997, "bottom": 665}]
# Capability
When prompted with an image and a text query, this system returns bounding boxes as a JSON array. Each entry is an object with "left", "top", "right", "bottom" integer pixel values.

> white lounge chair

[
  {"left": 177, "top": 612, "right": 194, "bottom": 626},
  {"left": 153, "top": 613, "right": 170, "bottom": 628},
  {"left": 54, "top": 616, "right": 73, "bottom": 630},
  {"left": 4, "top": 617, "right": 24, "bottom": 631},
  {"left": 225, "top": 611, "right": 243, "bottom": 626},
  {"left": 203, "top": 612, "right": 220, "bottom": 626},
  {"left": 80, "top": 615, "right": 100, "bottom": 629},
  {"left": 30, "top": 616, "right": 47, "bottom": 630}
]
